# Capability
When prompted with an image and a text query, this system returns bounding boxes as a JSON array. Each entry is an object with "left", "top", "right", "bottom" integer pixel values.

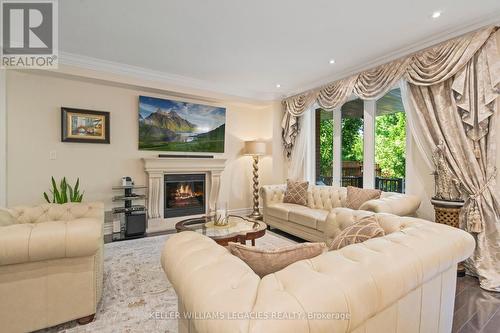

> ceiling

[{"left": 59, "top": 1, "right": 500, "bottom": 101}]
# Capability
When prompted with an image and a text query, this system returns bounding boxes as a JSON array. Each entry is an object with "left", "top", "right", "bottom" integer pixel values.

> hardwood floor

[{"left": 453, "top": 275, "right": 500, "bottom": 332}]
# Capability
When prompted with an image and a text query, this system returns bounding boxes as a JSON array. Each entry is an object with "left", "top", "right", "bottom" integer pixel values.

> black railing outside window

[
  {"left": 317, "top": 176, "right": 405, "bottom": 193},
  {"left": 341, "top": 176, "right": 363, "bottom": 188},
  {"left": 375, "top": 177, "right": 404, "bottom": 193}
]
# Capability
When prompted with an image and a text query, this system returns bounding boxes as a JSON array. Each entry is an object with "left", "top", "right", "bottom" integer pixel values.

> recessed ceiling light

[
  {"left": 276, "top": 84, "right": 281, "bottom": 88},
  {"left": 432, "top": 11, "right": 441, "bottom": 19},
  {"left": 329, "top": 59, "right": 336, "bottom": 64}
]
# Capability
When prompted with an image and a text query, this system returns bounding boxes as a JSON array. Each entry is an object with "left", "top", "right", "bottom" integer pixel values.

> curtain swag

[{"left": 281, "top": 26, "right": 499, "bottom": 157}]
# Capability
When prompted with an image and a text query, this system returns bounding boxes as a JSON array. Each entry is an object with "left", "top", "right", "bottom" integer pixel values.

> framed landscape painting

[
  {"left": 61, "top": 108, "right": 110, "bottom": 144},
  {"left": 139, "top": 96, "right": 226, "bottom": 153}
]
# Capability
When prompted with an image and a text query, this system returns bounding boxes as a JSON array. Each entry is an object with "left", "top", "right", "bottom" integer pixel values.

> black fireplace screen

[{"left": 164, "top": 174, "right": 206, "bottom": 218}]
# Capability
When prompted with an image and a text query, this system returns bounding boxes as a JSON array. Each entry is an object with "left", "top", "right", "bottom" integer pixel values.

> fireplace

[{"left": 164, "top": 174, "right": 206, "bottom": 218}]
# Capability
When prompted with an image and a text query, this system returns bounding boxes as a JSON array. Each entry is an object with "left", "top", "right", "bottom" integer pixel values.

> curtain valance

[{"left": 282, "top": 26, "right": 499, "bottom": 157}]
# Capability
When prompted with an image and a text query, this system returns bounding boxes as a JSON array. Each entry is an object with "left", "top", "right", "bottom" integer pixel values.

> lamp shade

[{"left": 244, "top": 140, "right": 266, "bottom": 156}]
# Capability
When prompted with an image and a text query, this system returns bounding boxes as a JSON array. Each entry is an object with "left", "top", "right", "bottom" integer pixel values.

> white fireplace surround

[{"left": 143, "top": 157, "right": 227, "bottom": 224}]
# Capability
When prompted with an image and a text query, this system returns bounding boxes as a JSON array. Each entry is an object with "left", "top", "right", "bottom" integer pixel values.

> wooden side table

[{"left": 431, "top": 199, "right": 466, "bottom": 276}]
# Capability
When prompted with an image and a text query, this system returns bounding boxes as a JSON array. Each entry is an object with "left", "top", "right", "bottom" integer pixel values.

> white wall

[
  {"left": 5, "top": 70, "right": 285, "bottom": 210},
  {"left": 0, "top": 69, "right": 6, "bottom": 207}
]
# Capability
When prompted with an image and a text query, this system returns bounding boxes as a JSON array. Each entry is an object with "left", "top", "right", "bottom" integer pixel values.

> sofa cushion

[
  {"left": 283, "top": 180, "right": 309, "bottom": 206},
  {"left": 228, "top": 242, "right": 327, "bottom": 277},
  {"left": 266, "top": 203, "right": 304, "bottom": 220},
  {"left": 289, "top": 208, "right": 329, "bottom": 230},
  {"left": 329, "top": 216, "right": 385, "bottom": 250},
  {"left": 345, "top": 186, "right": 382, "bottom": 210}
]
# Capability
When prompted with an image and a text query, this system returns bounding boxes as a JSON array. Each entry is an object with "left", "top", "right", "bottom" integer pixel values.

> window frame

[{"left": 311, "top": 85, "right": 410, "bottom": 192}]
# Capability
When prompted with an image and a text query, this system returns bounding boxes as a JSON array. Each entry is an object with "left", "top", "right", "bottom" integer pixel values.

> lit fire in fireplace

[
  {"left": 165, "top": 175, "right": 206, "bottom": 217},
  {"left": 175, "top": 184, "right": 196, "bottom": 200}
]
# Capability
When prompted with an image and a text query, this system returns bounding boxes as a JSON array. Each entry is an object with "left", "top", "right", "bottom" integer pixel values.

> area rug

[{"left": 40, "top": 231, "right": 295, "bottom": 333}]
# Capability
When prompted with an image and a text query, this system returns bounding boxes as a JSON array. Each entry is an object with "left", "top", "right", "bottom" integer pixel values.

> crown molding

[
  {"left": 59, "top": 11, "right": 500, "bottom": 102},
  {"left": 283, "top": 12, "right": 500, "bottom": 98},
  {"left": 59, "top": 52, "right": 280, "bottom": 102}
]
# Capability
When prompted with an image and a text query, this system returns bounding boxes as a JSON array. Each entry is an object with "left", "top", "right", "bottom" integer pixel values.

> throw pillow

[
  {"left": 283, "top": 179, "right": 309, "bottom": 206},
  {"left": 329, "top": 216, "right": 385, "bottom": 251},
  {"left": 345, "top": 186, "right": 382, "bottom": 210},
  {"left": 228, "top": 242, "right": 327, "bottom": 277},
  {"left": 0, "top": 208, "right": 15, "bottom": 226}
]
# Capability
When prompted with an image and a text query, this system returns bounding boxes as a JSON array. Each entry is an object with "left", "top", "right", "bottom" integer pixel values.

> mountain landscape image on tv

[{"left": 139, "top": 96, "right": 226, "bottom": 153}]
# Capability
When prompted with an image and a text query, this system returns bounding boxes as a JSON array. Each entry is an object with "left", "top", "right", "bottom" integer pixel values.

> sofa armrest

[
  {"left": 260, "top": 184, "right": 287, "bottom": 208},
  {"left": 359, "top": 193, "right": 421, "bottom": 216},
  {"left": 161, "top": 231, "right": 260, "bottom": 333},
  {"left": 0, "top": 218, "right": 102, "bottom": 266}
]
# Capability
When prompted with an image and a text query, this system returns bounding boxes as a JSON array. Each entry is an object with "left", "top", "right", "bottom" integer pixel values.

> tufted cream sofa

[
  {"left": 162, "top": 211, "right": 475, "bottom": 333},
  {"left": 0, "top": 202, "right": 104, "bottom": 333},
  {"left": 261, "top": 184, "right": 421, "bottom": 242}
]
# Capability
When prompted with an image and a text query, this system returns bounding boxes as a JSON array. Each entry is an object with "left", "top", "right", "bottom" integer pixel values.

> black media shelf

[
  {"left": 112, "top": 195, "right": 147, "bottom": 202},
  {"left": 112, "top": 185, "right": 147, "bottom": 242}
]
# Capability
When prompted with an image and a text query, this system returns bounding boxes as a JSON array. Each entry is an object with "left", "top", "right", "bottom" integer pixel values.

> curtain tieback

[{"left": 466, "top": 170, "right": 496, "bottom": 234}]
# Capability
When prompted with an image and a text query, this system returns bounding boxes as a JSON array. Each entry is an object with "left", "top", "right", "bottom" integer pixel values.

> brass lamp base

[
  {"left": 248, "top": 155, "right": 263, "bottom": 221},
  {"left": 248, "top": 210, "right": 263, "bottom": 220}
]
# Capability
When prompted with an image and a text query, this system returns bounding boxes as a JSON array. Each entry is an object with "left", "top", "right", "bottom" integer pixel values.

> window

[
  {"left": 375, "top": 88, "right": 406, "bottom": 193},
  {"left": 313, "top": 88, "right": 407, "bottom": 192},
  {"left": 341, "top": 98, "right": 363, "bottom": 188},
  {"left": 315, "top": 109, "right": 333, "bottom": 185}
]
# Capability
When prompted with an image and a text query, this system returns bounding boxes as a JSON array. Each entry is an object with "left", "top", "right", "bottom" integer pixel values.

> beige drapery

[
  {"left": 408, "top": 81, "right": 500, "bottom": 290},
  {"left": 282, "top": 26, "right": 498, "bottom": 156},
  {"left": 281, "top": 26, "right": 500, "bottom": 291}
]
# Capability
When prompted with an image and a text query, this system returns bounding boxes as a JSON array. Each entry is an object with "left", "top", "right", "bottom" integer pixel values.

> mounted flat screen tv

[{"left": 139, "top": 96, "right": 226, "bottom": 153}]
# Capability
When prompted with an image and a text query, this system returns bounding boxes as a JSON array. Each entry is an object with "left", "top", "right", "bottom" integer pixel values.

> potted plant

[{"left": 43, "top": 177, "right": 84, "bottom": 204}]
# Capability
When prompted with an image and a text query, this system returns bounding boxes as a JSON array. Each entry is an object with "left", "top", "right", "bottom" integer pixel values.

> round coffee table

[{"left": 175, "top": 214, "right": 267, "bottom": 246}]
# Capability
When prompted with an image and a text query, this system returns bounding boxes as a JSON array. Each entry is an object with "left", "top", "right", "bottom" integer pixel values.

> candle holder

[{"left": 212, "top": 202, "right": 228, "bottom": 226}]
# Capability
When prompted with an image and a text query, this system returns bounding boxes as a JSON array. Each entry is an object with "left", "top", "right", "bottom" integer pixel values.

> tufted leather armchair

[
  {"left": 260, "top": 184, "right": 421, "bottom": 242},
  {"left": 162, "top": 214, "right": 475, "bottom": 333},
  {"left": 0, "top": 202, "right": 104, "bottom": 333}
]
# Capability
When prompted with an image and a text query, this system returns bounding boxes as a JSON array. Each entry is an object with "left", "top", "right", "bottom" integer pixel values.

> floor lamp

[{"left": 244, "top": 140, "right": 266, "bottom": 220}]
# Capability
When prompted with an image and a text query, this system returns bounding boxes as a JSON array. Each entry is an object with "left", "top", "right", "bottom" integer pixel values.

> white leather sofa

[
  {"left": 162, "top": 211, "right": 475, "bottom": 333},
  {"left": 0, "top": 202, "right": 104, "bottom": 333},
  {"left": 261, "top": 184, "right": 421, "bottom": 242}
]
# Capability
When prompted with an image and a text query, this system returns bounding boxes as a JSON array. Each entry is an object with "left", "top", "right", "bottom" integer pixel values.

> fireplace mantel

[{"left": 143, "top": 157, "right": 227, "bottom": 221}]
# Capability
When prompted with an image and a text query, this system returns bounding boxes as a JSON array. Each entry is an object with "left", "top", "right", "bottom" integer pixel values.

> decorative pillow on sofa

[
  {"left": 345, "top": 186, "right": 382, "bottom": 210},
  {"left": 329, "top": 216, "right": 385, "bottom": 250},
  {"left": 0, "top": 208, "right": 15, "bottom": 226},
  {"left": 283, "top": 179, "right": 309, "bottom": 206},
  {"left": 228, "top": 242, "right": 327, "bottom": 277}
]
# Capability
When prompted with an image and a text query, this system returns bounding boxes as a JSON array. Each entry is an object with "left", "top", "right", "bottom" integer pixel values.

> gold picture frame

[{"left": 61, "top": 107, "right": 110, "bottom": 144}]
